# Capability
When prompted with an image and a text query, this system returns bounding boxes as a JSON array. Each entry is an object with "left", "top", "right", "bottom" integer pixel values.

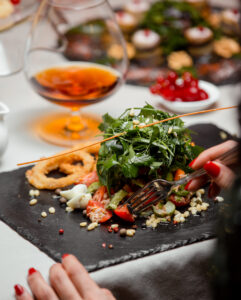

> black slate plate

[{"left": 0, "top": 124, "right": 234, "bottom": 272}]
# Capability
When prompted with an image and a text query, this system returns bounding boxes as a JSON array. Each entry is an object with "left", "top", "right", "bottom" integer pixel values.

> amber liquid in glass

[
  {"left": 31, "top": 64, "right": 121, "bottom": 146},
  {"left": 31, "top": 64, "right": 120, "bottom": 108}
]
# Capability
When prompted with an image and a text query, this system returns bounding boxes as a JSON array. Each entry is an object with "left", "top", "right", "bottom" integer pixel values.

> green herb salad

[{"left": 64, "top": 104, "right": 210, "bottom": 226}]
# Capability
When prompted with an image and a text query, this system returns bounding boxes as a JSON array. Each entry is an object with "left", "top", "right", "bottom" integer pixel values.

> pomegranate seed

[
  {"left": 102, "top": 243, "right": 106, "bottom": 248},
  {"left": 59, "top": 229, "right": 64, "bottom": 235},
  {"left": 113, "top": 227, "right": 119, "bottom": 233}
]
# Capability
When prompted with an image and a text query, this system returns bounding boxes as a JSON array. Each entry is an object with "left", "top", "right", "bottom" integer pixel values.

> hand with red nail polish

[
  {"left": 14, "top": 255, "right": 116, "bottom": 300},
  {"left": 186, "top": 140, "right": 237, "bottom": 196}
]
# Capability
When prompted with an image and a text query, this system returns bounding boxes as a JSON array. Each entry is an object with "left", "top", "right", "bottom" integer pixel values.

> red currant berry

[
  {"left": 167, "top": 71, "right": 178, "bottom": 83},
  {"left": 150, "top": 85, "right": 158, "bottom": 94},
  {"left": 190, "top": 78, "right": 198, "bottom": 87},
  {"left": 157, "top": 76, "right": 165, "bottom": 84},
  {"left": 11, "top": 0, "right": 20, "bottom": 5},
  {"left": 198, "top": 90, "right": 209, "bottom": 100},
  {"left": 162, "top": 79, "right": 171, "bottom": 88}
]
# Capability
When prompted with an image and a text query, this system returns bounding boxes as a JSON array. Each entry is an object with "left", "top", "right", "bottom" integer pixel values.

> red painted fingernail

[
  {"left": 204, "top": 161, "right": 220, "bottom": 178},
  {"left": 184, "top": 180, "right": 193, "bottom": 190},
  {"left": 62, "top": 253, "right": 69, "bottom": 259},
  {"left": 189, "top": 158, "right": 197, "bottom": 168},
  {"left": 28, "top": 267, "right": 37, "bottom": 276},
  {"left": 14, "top": 284, "right": 24, "bottom": 296}
]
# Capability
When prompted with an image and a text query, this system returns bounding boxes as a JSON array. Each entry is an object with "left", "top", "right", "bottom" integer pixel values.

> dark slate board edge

[
  {"left": 0, "top": 209, "right": 215, "bottom": 272},
  {"left": 86, "top": 232, "right": 215, "bottom": 272}
]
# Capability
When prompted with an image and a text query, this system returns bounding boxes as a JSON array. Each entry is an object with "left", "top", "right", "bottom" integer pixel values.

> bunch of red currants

[{"left": 150, "top": 71, "right": 209, "bottom": 102}]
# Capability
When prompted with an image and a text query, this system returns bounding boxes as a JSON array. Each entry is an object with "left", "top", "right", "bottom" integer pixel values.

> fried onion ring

[{"left": 26, "top": 150, "right": 95, "bottom": 190}]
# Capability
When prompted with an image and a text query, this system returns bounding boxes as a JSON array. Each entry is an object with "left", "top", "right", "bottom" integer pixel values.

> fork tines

[{"left": 122, "top": 181, "right": 166, "bottom": 215}]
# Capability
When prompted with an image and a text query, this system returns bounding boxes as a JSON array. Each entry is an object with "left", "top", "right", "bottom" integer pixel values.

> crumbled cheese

[
  {"left": 146, "top": 214, "right": 161, "bottom": 228},
  {"left": 197, "top": 189, "right": 205, "bottom": 195},
  {"left": 87, "top": 222, "right": 98, "bottom": 231},
  {"left": 196, "top": 204, "right": 202, "bottom": 212},
  {"left": 133, "top": 119, "right": 140, "bottom": 125},
  {"left": 126, "top": 229, "right": 136, "bottom": 237},
  {"left": 49, "top": 207, "right": 55, "bottom": 214},
  {"left": 41, "top": 211, "right": 47, "bottom": 218},
  {"left": 129, "top": 108, "right": 135, "bottom": 117},
  {"left": 220, "top": 131, "right": 227, "bottom": 140},
  {"left": 65, "top": 207, "right": 74, "bottom": 212},
  {"left": 111, "top": 224, "right": 119, "bottom": 229},
  {"left": 190, "top": 208, "right": 197, "bottom": 215},
  {"left": 215, "top": 196, "right": 224, "bottom": 202},
  {"left": 80, "top": 222, "right": 87, "bottom": 227},
  {"left": 61, "top": 184, "right": 91, "bottom": 210},
  {"left": 183, "top": 211, "right": 190, "bottom": 218},
  {"left": 168, "top": 127, "right": 173, "bottom": 134}
]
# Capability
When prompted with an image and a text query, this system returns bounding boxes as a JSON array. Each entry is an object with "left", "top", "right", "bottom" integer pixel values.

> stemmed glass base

[{"left": 33, "top": 111, "right": 102, "bottom": 147}]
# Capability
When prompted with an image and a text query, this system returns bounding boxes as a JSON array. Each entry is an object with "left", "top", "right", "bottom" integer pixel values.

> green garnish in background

[
  {"left": 141, "top": 1, "right": 220, "bottom": 54},
  {"left": 97, "top": 104, "right": 203, "bottom": 193}
]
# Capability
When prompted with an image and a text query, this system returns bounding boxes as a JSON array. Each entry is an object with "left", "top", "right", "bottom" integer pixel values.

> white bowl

[{"left": 153, "top": 80, "right": 220, "bottom": 114}]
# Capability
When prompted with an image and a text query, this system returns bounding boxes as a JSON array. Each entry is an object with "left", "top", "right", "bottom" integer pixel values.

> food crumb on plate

[
  {"left": 49, "top": 207, "right": 56, "bottom": 214},
  {"left": 29, "top": 199, "right": 38, "bottom": 206},
  {"left": 126, "top": 229, "right": 136, "bottom": 237},
  {"left": 65, "top": 207, "right": 74, "bottom": 212},
  {"left": 80, "top": 222, "right": 87, "bottom": 227},
  {"left": 220, "top": 131, "right": 227, "bottom": 140},
  {"left": 41, "top": 211, "right": 47, "bottom": 218},
  {"left": 29, "top": 189, "right": 40, "bottom": 197},
  {"left": 215, "top": 196, "right": 224, "bottom": 202},
  {"left": 87, "top": 222, "right": 98, "bottom": 231}
]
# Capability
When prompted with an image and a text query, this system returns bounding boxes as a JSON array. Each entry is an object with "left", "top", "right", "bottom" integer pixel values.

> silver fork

[{"left": 122, "top": 144, "right": 239, "bottom": 215}]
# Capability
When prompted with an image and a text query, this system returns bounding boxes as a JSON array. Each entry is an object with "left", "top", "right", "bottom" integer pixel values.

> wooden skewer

[{"left": 17, "top": 105, "right": 238, "bottom": 166}]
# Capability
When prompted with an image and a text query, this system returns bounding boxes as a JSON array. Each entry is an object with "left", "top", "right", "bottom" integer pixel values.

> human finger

[
  {"left": 185, "top": 174, "right": 209, "bottom": 191},
  {"left": 204, "top": 161, "right": 235, "bottom": 189},
  {"left": 49, "top": 263, "right": 82, "bottom": 300},
  {"left": 189, "top": 140, "right": 238, "bottom": 170},
  {"left": 208, "top": 182, "right": 221, "bottom": 198},
  {"left": 101, "top": 288, "right": 116, "bottom": 300},
  {"left": 61, "top": 254, "right": 106, "bottom": 299},
  {"left": 14, "top": 284, "right": 33, "bottom": 300},
  {"left": 27, "top": 268, "right": 59, "bottom": 300}
]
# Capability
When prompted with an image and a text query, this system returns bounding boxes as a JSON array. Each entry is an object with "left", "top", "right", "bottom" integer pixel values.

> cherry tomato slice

[
  {"left": 77, "top": 171, "right": 99, "bottom": 187},
  {"left": 174, "top": 169, "right": 185, "bottom": 181},
  {"left": 169, "top": 194, "right": 191, "bottom": 207},
  {"left": 86, "top": 200, "right": 112, "bottom": 223},
  {"left": 92, "top": 186, "right": 107, "bottom": 202},
  {"left": 114, "top": 205, "right": 135, "bottom": 222}
]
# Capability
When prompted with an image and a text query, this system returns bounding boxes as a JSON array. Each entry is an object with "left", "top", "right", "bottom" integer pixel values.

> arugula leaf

[{"left": 97, "top": 104, "right": 203, "bottom": 191}]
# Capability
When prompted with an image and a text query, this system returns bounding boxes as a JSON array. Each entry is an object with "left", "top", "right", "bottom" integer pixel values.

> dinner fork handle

[{"left": 177, "top": 144, "right": 240, "bottom": 185}]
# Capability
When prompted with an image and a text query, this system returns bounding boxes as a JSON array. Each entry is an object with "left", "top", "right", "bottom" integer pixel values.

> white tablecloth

[{"left": 0, "top": 0, "right": 241, "bottom": 297}]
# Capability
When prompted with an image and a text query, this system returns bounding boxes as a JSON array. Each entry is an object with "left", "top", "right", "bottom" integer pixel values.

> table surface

[{"left": 1, "top": 0, "right": 241, "bottom": 298}]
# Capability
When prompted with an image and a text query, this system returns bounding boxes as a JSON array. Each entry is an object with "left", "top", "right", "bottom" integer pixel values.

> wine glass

[{"left": 24, "top": 0, "right": 128, "bottom": 147}]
